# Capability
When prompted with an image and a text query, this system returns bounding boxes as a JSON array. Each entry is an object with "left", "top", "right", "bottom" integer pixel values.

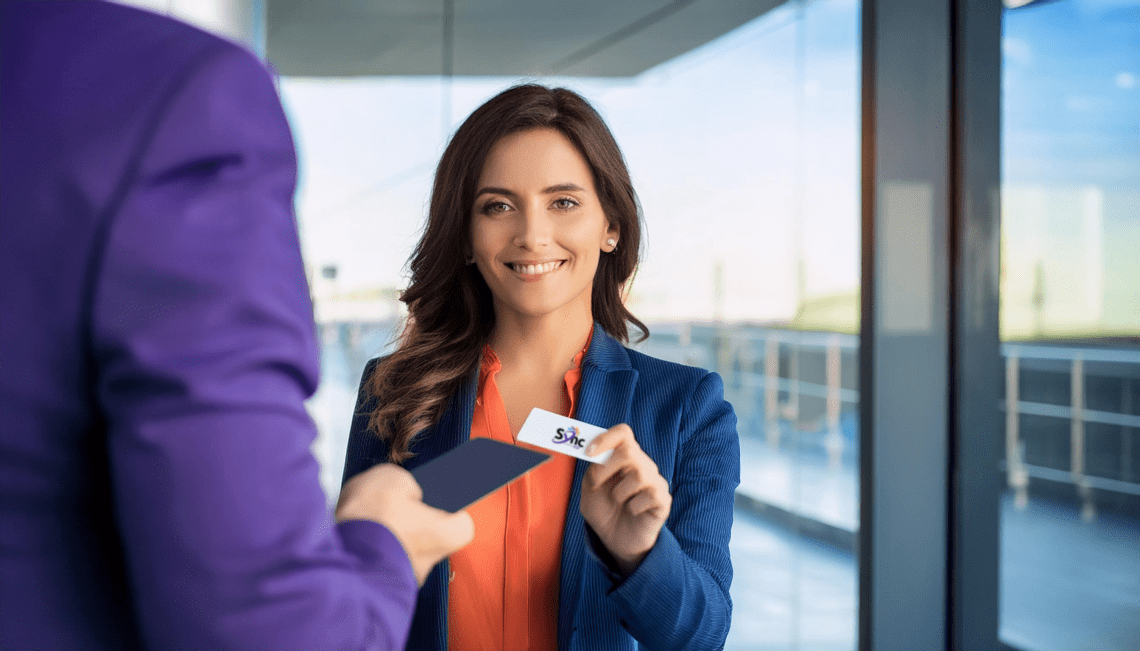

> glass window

[
  {"left": 278, "top": 1, "right": 861, "bottom": 647},
  {"left": 999, "top": 2, "right": 1140, "bottom": 649}
]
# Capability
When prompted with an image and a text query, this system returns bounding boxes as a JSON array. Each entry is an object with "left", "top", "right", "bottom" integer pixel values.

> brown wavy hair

[{"left": 367, "top": 84, "right": 648, "bottom": 463}]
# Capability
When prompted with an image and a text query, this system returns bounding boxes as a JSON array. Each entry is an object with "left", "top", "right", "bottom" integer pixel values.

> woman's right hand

[{"left": 336, "top": 463, "right": 475, "bottom": 586}]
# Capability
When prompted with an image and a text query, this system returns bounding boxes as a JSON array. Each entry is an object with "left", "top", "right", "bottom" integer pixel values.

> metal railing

[
  {"left": 1002, "top": 343, "right": 1140, "bottom": 520},
  {"left": 636, "top": 324, "right": 859, "bottom": 469}
]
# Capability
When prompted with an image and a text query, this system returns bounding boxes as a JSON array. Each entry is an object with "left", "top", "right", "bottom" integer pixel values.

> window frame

[{"left": 858, "top": 1, "right": 1004, "bottom": 649}]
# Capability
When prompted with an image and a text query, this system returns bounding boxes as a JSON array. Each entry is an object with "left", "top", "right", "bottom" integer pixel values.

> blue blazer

[{"left": 344, "top": 323, "right": 742, "bottom": 651}]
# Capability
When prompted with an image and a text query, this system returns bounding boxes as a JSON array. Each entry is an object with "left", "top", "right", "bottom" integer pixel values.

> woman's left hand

[{"left": 579, "top": 423, "right": 672, "bottom": 577}]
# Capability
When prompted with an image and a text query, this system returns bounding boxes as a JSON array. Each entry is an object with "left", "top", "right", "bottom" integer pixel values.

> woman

[{"left": 343, "top": 84, "right": 740, "bottom": 651}]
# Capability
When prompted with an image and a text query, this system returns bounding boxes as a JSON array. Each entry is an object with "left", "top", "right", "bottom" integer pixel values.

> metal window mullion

[
  {"left": 860, "top": 0, "right": 954, "bottom": 649},
  {"left": 949, "top": 0, "right": 1003, "bottom": 650}
]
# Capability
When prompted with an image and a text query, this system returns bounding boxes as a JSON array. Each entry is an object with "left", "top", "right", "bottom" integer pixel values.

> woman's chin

[{"left": 494, "top": 295, "right": 588, "bottom": 322}]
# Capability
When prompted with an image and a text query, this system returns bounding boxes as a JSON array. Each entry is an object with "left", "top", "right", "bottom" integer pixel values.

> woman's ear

[{"left": 604, "top": 223, "right": 620, "bottom": 252}]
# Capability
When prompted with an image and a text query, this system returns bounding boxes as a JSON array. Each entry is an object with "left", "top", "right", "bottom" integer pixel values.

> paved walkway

[
  {"left": 726, "top": 509, "right": 856, "bottom": 651},
  {"left": 729, "top": 438, "right": 1140, "bottom": 651}
]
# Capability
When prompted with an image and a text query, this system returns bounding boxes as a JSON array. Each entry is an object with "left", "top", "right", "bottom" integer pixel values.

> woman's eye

[
  {"left": 553, "top": 198, "right": 579, "bottom": 210},
  {"left": 482, "top": 201, "right": 510, "bottom": 214}
]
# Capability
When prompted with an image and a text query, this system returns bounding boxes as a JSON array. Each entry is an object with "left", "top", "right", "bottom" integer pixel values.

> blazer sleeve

[
  {"left": 91, "top": 42, "right": 416, "bottom": 651},
  {"left": 597, "top": 371, "right": 740, "bottom": 651}
]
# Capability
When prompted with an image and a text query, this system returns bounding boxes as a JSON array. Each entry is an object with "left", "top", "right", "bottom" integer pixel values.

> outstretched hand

[
  {"left": 336, "top": 463, "right": 474, "bottom": 586},
  {"left": 579, "top": 424, "right": 672, "bottom": 576}
]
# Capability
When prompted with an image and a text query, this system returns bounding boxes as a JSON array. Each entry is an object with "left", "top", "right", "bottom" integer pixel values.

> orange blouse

[{"left": 447, "top": 340, "right": 587, "bottom": 651}]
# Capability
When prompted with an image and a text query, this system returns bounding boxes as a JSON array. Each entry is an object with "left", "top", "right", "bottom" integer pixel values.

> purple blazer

[{"left": 0, "top": 3, "right": 416, "bottom": 649}]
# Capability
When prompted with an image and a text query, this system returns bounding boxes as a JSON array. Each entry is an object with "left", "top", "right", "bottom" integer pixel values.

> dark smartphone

[{"left": 410, "top": 438, "right": 551, "bottom": 512}]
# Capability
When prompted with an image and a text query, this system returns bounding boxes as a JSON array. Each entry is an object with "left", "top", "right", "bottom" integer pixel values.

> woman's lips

[{"left": 507, "top": 260, "right": 565, "bottom": 280}]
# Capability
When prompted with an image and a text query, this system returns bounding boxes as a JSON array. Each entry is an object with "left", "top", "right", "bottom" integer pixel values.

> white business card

[{"left": 516, "top": 408, "right": 613, "bottom": 464}]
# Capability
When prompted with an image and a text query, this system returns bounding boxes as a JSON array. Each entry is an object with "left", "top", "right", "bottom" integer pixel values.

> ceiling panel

[{"left": 267, "top": 0, "right": 786, "bottom": 78}]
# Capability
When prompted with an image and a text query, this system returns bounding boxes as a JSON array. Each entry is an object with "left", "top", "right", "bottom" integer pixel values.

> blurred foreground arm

[{"left": 92, "top": 41, "right": 442, "bottom": 650}]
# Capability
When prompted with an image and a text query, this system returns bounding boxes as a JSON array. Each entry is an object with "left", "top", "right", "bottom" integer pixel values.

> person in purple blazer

[{"left": 0, "top": 2, "right": 473, "bottom": 650}]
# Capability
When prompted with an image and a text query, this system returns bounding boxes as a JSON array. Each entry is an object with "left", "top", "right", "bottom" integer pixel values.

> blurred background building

[{"left": 119, "top": 1, "right": 1139, "bottom": 649}]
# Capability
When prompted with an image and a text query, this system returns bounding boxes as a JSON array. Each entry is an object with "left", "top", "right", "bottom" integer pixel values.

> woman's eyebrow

[
  {"left": 542, "top": 183, "right": 585, "bottom": 194},
  {"left": 475, "top": 186, "right": 515, "bottom": 198}
]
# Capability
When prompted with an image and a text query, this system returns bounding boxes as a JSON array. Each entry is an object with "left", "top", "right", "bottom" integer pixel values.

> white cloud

[{"left": 1116, "top": 72, "right": 1137, "bottom": 90}]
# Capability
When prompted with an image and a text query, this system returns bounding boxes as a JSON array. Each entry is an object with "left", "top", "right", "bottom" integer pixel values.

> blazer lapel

[{"left": 557, "top": 324, "right": 639, "bottom": 650}]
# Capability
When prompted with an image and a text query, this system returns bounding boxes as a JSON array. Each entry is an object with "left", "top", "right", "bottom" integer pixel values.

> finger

[
  {"left": 624, "top": 490, "right": 656, "bottom": 518},
  {"left": 629, "top": 475, "right": 671, "bottom": 514},
  {"left": 587, "top": 457, "right": 633, "bottom": 492},
  {"left": 626, "top": 486, "right": 669, "bottom": 519},
  {"left": 583, "top": 465, "right": 615, "bottom": 495},
  {"left": 611, "top": 468, "right": 648, "bottom": 505},
  {"left": 585, "top": 423, "right": 635, "bottom": 458}
]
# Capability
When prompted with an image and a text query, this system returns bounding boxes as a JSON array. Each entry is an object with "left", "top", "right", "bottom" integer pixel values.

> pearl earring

[{"left": 607, "top": 238, "right": 616, "bottom": 248}]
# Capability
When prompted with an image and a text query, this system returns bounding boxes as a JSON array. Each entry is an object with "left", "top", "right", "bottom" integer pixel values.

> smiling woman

[
  {"left": 341, "top": 84, "right": 741, "bottom": 651},
  {"left": 364, "top": 85, "right": 645, "bottom": 466}
]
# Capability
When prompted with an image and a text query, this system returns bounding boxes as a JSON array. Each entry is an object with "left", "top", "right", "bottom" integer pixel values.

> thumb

[
  {"left": 361, "top": 462, "right": 423, "bottom": 500},
  {"left": 449, "top": 509, "right": 475, "bottom": 547}
]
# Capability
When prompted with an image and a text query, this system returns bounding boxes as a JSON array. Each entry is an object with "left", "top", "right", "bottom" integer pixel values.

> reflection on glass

[
  {"left": 280, "top": 1, "right": 860, "bottom": 648},
  {"left": 999, "top": 2, "right": 1140, "bottom": 650}
]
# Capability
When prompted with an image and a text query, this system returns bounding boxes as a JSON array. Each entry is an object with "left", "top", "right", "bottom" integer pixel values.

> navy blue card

[{"left": 410, "top": 438, "right": 551, "bottom": 512}]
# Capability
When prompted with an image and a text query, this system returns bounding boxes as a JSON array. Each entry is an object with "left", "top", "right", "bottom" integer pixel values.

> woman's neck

[{"left": 489, "top": 309, "right": 593, "bottom": 376}]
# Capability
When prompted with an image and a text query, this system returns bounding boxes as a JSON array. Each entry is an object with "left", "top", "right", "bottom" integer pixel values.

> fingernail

[{"left": 586, "top": 444, "right": 596, "bottom": 456}]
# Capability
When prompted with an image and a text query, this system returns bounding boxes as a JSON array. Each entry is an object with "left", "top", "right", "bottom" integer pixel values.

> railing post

[
  {"left": 825, "top": 333, "right": 844, "bottom": 469},
  {"left": 1124, "top": 379, "right": 1134, "bottom": 484},
  {"left": 1071, "top": 357, "right": 1095, "bottom": 521},
  {"left": 716, "top": 327, "right": 733, "bottom": 392},
  {"left": 765, "top": 337, "right": 780, "bottom": 448},
  {"left": 1006, "top": 354, "right": 1029, "bottom": 509},
  {"left": 783, "top": 336, "right": 800, "bottom": 423},
  {"left": 734, "top": 334, "right": 754, "bottom": 428},
  {"left": 680, "top": 323, "right": 698, "bottom": 367}
]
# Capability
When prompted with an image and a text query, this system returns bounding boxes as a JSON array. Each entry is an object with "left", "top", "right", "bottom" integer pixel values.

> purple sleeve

[{"left": 91, "top": 42, "right": 417, "bottom": 650}]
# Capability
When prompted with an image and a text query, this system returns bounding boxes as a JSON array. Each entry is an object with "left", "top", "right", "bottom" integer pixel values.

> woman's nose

[{"left": 512, "top": 204, "right": 554, "bottom": 250}]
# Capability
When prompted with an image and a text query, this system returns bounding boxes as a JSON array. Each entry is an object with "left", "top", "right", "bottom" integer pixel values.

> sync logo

[{"left": 552, "top": 426, "right": 586, "bottom": 448}]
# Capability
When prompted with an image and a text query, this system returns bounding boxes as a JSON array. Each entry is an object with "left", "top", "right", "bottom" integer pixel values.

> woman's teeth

[{"left": 512, "top": 261, "right": 563, "bottom": 275}]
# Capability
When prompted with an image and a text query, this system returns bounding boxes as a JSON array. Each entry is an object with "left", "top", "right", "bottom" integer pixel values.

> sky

[{"left": 999, "top": 0, "right": 1140, "bottom": 337}]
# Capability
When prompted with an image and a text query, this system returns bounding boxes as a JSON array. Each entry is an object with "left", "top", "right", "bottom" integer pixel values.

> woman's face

[{"left": 470, "top": 127, "right": 618, "bottom": 323}]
